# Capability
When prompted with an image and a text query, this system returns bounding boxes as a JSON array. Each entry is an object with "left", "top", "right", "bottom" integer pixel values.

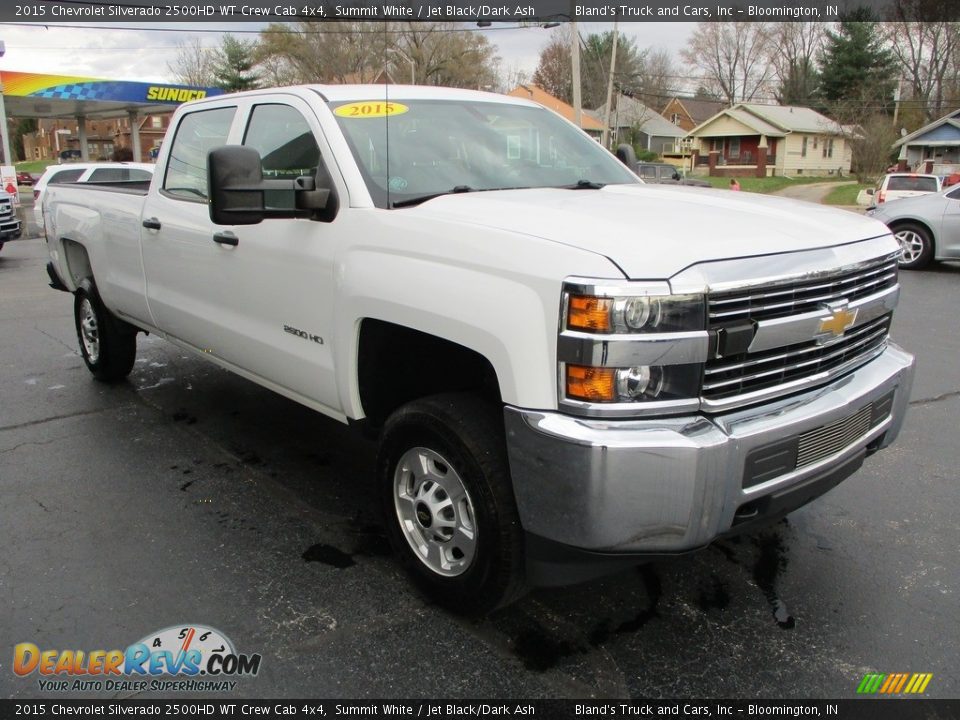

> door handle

[
  {"left": 213, "top": 231, "right": 238, "bottom": 247},
  {"left": 142, "top": 217, "right": 162, "bottom": 230}
]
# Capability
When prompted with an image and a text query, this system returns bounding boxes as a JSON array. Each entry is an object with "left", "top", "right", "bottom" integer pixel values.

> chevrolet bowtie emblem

[{"left": 818, "top": 304, "right": 858, "bottom": 338}]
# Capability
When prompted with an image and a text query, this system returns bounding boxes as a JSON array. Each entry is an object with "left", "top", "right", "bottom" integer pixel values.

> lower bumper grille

[{"left": 742, "top": 391, "right": 894, "bottom": 489}]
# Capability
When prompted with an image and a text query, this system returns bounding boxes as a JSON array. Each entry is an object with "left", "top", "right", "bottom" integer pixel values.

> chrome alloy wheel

[
  {"left": 393, "top": 447, "right": 477, "bottom": 577},
  {"left": 79, "top": 297, "right": 100, "bottom": 363},
  {"left": 895, "top": 229, "right": 926, "bottom": 266}
]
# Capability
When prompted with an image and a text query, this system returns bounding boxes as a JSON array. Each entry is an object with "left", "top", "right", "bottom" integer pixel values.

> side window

[
  {"left": 88, "top": 168, "right": 123, "bottom": 182},
  {"left": 163, "top": 107, "right": 236, "bottom": 201},
  {"left": 243, "top": 104, "right": 321, "bottom": 210},
  {"left": 947, "top": 186, "right": 960, "bottom": 200},
  {"left": 48, "top": 168, "right": 85, "bottom": 185},
  {"left": 88, "top": 167, "right": 153, "bottom": 183},
  {"left": 639, "top": 166, "right": 657, "bottom": 179}
]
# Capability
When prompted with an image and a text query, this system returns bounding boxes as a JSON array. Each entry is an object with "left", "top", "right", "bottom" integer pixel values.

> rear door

[{"left": 140, "top": 103, "right": 240, "bottom": 341}]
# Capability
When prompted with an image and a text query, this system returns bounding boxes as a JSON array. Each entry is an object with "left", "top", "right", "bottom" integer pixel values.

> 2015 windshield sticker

[
  {"left": 334, "top": 101, "right": 408, "bottom": 118},
  {"left": 13, "top": 624, "right": 262, "bottom": 693}
]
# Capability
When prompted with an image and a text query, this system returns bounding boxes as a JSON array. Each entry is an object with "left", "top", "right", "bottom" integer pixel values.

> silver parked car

[{"left": 867, "top": 184, "right": 960, "bottom": 269}]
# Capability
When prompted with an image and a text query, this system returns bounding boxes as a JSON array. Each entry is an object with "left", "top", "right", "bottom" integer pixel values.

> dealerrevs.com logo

[{"left": 14, "top": 624, "right": 261, "bottom": 693}]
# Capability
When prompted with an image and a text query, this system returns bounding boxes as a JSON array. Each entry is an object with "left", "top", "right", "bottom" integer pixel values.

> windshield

[{"left": 329, "top": 99, "right": 638, "bottom": 208}]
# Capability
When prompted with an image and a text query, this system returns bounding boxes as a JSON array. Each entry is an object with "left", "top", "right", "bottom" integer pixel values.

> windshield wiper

[
  {"left": 561, "top": 179, "right": 606, "bottom": 190},
  {"left": 391, "top": 185, "right": 476, "bottom": 209}
]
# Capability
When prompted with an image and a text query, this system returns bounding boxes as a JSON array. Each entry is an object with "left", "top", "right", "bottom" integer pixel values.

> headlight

[
  {"left": 565, "top": 363, "right": 701, "bottom": 403},
  {"left": 567, "top": 293, "right": 704, "bottom": 333}
]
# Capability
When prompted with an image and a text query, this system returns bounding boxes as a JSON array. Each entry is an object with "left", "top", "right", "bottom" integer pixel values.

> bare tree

[
  {"left": 885, "top": 1, "right": 960, "bottom": 122},
  {"left": 256, "top": 22, "right": 390, "bottom": 84},
  {"left": 256, "top": 22, "right": 498, "bottom": 89},
  {"left": 532, "top": 27, "right": 573, "bottom": 101},
  {"left": 768, "top": 22, "right": 823, "bottom": 106},
  {"left": 850, "top": 113, "right": 899, "bottom": 182},
  {"left": 168, "top": 37, "right": 214, "bottom": 87},
  {"left": 680, "top": 22, "right": 774, "bottom": 107},
  {"left": 497, "top": 62, "right": 529, "bottom": 94},
  {"left": 394, "top": 22, "right": 500, "bottom": 89},
  {"left": 638, "top": 48, "right": 679, "bottom": 110}
]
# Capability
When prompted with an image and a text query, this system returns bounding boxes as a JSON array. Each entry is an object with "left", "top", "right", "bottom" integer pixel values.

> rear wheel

[
  {"left": 74, "top": 279, "right": 137, "bottom": 382},
  {"left": 893, "top": 223, "right": 934, "bottom": 269},
  {"left": 378, "top": 393, "right": 526, "bottom": 614}
]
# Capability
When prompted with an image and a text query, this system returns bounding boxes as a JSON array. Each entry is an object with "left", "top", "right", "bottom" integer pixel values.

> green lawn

[
  {"left": 700, "top": 175, "right": 849, "bottom": 194},
  {"left": 824, "top": 183, "right": 872, "bottom": 205},
  {"left": 15, "top": 159, "right": 57, "bottom": 174}
]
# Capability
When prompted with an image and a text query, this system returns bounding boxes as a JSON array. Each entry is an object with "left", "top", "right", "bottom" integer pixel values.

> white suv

[
  {"left": 33, "top": 162, "right": 153, "bottom": 236},
  {"left": 868, "top": 172, "right": 941, "bottom": 207}
]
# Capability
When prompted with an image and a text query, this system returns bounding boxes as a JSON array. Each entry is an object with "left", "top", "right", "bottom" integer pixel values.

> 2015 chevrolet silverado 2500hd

[{"left": 44, "top": 86, "right": 915, "bottom": 613}]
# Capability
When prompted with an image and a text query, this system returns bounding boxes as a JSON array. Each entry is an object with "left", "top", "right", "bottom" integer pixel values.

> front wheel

[
  {"left": 378, "top": 393, "right": 526, "bottom": 614},
  {"left": 893, "top": 223, "right": 934, "bottom": 270},
  {"left": 74, "top": 280, "right": 137, "bottom": 382}
]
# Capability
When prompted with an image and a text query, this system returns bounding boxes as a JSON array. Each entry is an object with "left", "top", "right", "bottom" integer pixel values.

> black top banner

[
  {"left": 4, "top": 0, "right": 960, "bottom": 24},
  {"left": 3, "top": 699, "right": 960, "bottom": 719}
]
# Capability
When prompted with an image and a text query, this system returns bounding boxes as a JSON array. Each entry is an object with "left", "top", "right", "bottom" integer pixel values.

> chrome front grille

[
  {"left": 704, "top": 314, "right": 891, "bottom": 401},
  {"left": 708, "top": 255, "right": 899, "bottom": 324},
  {"left": 0, "top": 199, "right": 12, "bottom": 219}
]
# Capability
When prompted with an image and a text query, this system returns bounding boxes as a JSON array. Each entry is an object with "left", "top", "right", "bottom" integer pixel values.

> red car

[{"left": 16, "top": 171, "right": 34, "bottom": 186}]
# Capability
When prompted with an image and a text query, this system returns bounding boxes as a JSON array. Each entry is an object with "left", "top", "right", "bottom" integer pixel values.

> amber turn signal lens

[
  {"left": 566, "top": 365, "right": 616, "bottom": 402},
  {"left": 568, "top": 295, "right": 613, "bottom": 332}
]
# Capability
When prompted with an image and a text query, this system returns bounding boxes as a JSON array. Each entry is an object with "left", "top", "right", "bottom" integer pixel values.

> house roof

[
  {"left": 662, "top": 97, "right": 726, "bottom": 124},
  {"left": 595, "top": 95, "right": 685, "bottom": 138},
  {"left": 507, "top": 84, "right": 605, "bottom": 131},
  {"left": 688, "top": 103, "right": 845, "bottom": 138},
  {"left": 893, "top": 108, "right": 960, "bottom": 148}
]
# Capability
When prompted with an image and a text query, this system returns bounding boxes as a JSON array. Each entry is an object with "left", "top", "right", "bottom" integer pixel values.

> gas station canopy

[
  {"left": 0, "top": 70, "right": 222, "bottom": 119},
  {"left": 0, "top": 70, "right": 223, "bottom": 162}
]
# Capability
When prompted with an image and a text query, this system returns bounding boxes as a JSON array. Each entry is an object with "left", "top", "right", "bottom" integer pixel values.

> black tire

[
  {"left": 74, "top": 279, "right": 137, "bottom": 382},
  {"left": 892, "top": 222, "right": 934, "bottom": 270},
  {"left": 378, "top": 392, "right": 526, "bottom": 614}
]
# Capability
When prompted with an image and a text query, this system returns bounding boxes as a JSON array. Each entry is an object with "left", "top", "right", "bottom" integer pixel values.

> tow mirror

[
  {"left": 207, "top": 145, "right": 338, "bottom": 226},
  {"left": 615, "top": 144, "right": 637, "bottom": 171}
]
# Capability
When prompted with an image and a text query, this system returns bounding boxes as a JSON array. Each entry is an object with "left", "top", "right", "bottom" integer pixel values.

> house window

[
  {"left": 671, "top": 113, "right": 680, "bottom": 125},
  {"left": 150, "top": 116, "right": 163, "bottom": 129},
  {"left": 823, "top": 138, "right": 834, "bottom": 158},
  {"left": 729, "top": 138, "right": 740, "bottom": 159},
  {"left": 801, "top": 136, "right": 808, "bottom": 157}
]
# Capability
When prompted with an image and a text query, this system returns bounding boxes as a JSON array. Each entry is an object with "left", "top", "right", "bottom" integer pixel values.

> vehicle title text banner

[{"left": 4, "top": 0, "right": 959, "bottom": 24}]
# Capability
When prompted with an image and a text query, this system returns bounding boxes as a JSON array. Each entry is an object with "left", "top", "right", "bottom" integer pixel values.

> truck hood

[{"left": 410, "top": 184, "right": 890, "bottom": 279}]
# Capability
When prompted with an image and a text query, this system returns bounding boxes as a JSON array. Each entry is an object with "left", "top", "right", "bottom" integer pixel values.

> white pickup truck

[{"left": 45, "top": 85, "right": 915, "bottom": 612}]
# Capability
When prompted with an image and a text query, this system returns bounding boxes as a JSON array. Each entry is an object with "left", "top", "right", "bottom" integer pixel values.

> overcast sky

[{"left": 0, "top": 21, "right": 695, "bottom": 88}]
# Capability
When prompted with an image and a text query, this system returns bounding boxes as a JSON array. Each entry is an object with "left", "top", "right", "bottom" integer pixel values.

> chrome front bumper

[{"left": 504, "top": 343, "right": 914, "bottom": 555}]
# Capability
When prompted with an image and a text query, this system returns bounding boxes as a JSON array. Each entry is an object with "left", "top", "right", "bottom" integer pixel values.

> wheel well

[
  {"left": 61, "top": 238, "right": 93, "bottom": 288},
  {"left": 357, "top": 319, "right": 502, "bottom": 428},
  {"left": 888, "top": 219, "right": 934, "bottom": 245}
]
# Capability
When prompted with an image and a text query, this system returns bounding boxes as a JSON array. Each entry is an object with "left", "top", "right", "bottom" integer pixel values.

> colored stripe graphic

[{"left": 858, "top": 672, "right": 932, "bottom": 694}]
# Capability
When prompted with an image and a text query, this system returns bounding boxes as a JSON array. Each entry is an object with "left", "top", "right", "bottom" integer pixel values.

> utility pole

[
  {"left": 601, "top": 22, "right": 619, "bottom": 148},
  {"left": 0, "top": 40, "right": 12, "bottom": 166},
  {"left": 571, "top": 22, "right": 582, "bottom": 129}
]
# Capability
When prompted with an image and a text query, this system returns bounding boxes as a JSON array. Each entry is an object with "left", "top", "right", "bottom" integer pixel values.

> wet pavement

[{"left": 1, "top": 230, "right": 958, "bottom": 699}]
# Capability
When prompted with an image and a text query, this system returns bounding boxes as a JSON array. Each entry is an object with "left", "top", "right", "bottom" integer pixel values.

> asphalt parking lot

[{"left": 2, "top": 206, "right": 958, "bottom": 700}]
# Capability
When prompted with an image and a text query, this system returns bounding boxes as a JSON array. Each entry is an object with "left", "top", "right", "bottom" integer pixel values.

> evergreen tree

[
  {"left": 213, "top": 35, "right": 260, "bottom": 92},
  {"left": 818, "top": 13, "right": 897, "bottom": 115}
]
